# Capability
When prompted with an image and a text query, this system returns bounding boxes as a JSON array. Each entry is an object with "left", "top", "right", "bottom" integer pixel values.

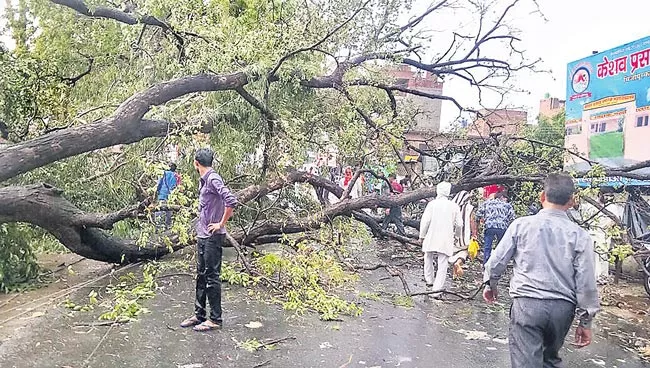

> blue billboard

[{"left": 565, "top": 36, "right": 650, "bottom": 183}]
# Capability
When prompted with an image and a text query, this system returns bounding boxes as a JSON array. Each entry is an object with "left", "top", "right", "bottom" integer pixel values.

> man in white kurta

[{"left": 419, "top": 182, "right": 462, "bottom": 291}]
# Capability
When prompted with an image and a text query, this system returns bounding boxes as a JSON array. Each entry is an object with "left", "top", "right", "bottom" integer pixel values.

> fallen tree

[{"left": 2, "top": 0, "right": 650, "bottom": 269}]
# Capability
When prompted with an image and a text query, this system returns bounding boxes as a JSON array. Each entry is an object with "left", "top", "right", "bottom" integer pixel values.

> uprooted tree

[{"left": 1, "top": 0, "right": 649, "bottom": 276}]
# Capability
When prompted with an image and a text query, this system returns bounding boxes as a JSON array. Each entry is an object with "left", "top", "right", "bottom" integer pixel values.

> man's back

[
  {"left": 477, "top": 198, "right": 514, "bottom": 229},
  {"left": 500, "top": 209, "right": 597, "bottom": 307},
  {"left": 425, "top": 198, "right": 460, "bottom": 231},
  {"left": 420, "top": 198, "right": 462, "bottom": 256},
  {"left": 158, "top": 170, "right": 178, "bottom": 200},
  {"left": 483, "top": 173, "right": 600, "bottom": 366}
]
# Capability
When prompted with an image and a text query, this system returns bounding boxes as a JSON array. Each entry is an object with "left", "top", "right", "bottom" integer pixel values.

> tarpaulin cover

[{"left": 623, "top": 192, "right": 650, "bottom": 242}]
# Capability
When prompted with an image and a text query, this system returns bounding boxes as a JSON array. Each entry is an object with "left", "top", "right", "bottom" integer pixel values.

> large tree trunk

[
  {"left": 0, "top": 184, "right": 184, "bottom": 262},
  {"left": 0, "top": 171, "right": 546, "bottom": 263},
  {"left": 0, "top": 73, "right": 248, "bottom": 182}
]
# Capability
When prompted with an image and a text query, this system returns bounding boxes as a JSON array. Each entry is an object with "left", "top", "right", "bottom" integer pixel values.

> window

[
  {"left": 637, "top": 116, "right": 649, "bottom": 127},
  {"left": 591, "top": 122, "right": 606, "bottom": 133},
  {"left": 566, "top": 125, "right": 582, "bottom": 135},
  {"left": 395, "top": 78, "right": 409, "bottom": 87}
]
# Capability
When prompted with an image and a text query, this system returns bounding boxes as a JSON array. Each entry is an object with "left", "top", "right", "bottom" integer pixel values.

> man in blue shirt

[
  {"left": 476, "top": 191, "right": 515, "bottom": 265},
  {"left": 155, "top": 163, "right": 179, "bottom": 230}
]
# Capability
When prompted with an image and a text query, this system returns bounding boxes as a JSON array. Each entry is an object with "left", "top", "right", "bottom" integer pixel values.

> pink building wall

[{"left": 625, "top": 109, "right": 650, "bottom": 161}]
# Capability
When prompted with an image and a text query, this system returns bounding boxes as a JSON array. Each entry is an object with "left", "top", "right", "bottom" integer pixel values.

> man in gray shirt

[{"left": 483, "top": 173, "right": 600, "bottom": 368}]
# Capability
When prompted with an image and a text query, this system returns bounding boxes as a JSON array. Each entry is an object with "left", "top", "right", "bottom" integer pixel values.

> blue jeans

[
  {"left": 154, "top": 200, "right": 172, "bottom": 232},
  {"left": 484, "top": 227, "right": 506, "bottom": 265}
]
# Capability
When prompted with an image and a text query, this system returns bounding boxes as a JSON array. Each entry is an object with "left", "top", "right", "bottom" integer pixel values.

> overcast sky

[
  {"left": 407, "top": 0, "right": 650, "bottom": 127},
  {"left": 2, "top": 0, "right": 650, "bottom": 128}
]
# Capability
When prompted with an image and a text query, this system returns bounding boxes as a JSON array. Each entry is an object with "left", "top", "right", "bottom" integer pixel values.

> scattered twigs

[
  {"left": 73, "top": 320, "right": 128, "bottom": 327},
  {"left": 156, "top": 272, "right": 193, "bottom": 280},
  {"left": 410, "top": 281, "right": 488, "bottom": 301},
  {"left": 226, "top": 233, "right": 253, "bottom": 274},
  {"left": 84, "top": 320, "right": 116, "bottom": 366},
  {"left": 41, "top": 256, "right": 87, "bottom": 276},
  {"left": 0, "top": 263, "right": 141, "bottom": 325},
  {"left": 0, "top": 294, "right": 19, "bottom": 309},
  {"left": 253, "top": 360, "right": 272, "bottom": 368},
  {"left": 353, "top": 262, "right": 410, "bottom": 295},
  {"left": 263, "top": 336, "right": 296, "bottom": 346},
  {"left": 338, "top": 354, "right": 354, "bottom": 368},
  {"left": 385, "top": 265, "right": 411, "bottom": 296}
]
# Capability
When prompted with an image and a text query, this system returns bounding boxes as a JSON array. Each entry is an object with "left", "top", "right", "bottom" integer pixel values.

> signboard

[
  {"left": 565, "top": 36, "right": 650, "bottom": 183},
  {"left": 575, "top": 177, "right": 650, "bottom": 188}
]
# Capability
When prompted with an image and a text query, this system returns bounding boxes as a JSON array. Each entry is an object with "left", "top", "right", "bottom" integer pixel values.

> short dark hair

[
  {"left": 388, "top": 173, "right": 396, "bottom": 179},
  {"left": 169, "top": 163, "right": 177, "bottom": 172},
  {"left": 195, "top": 148, "right": 214, "bottom": 167},
  {"left": 543, "top": 173, "right": 576, "bottom": 205}
]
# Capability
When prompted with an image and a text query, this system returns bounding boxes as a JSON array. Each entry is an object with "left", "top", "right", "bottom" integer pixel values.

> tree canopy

[{"left": 0, "top": 0, "right": 648, "bottom": 290}]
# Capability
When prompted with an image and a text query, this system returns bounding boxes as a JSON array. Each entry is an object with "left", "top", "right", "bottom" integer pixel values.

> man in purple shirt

[{"left": 180, "top": 148, "right": 238, "bottom": 332}]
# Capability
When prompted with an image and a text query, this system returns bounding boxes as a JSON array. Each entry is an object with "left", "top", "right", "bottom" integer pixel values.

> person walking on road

[
  {"left": 180, "top": 148, "right": 238, "bottom": 332},
  {"left": 483, "top": 173, "right": 600, "bottom": 368},
  {"left": 476, "top": 191, "right": 515, "bottom": 264},
  {"left": 382, "top": 173, "right": 406, "bottom": 236},
  {"left": 419, "top": 182, "right": 462, "bottom": 292}
]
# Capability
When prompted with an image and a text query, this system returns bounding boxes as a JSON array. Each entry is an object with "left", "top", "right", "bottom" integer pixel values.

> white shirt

[
  {"left": 419, "top": 196, "right": 462, "bottom": 256},
  {"left": 329, "top": 177, "right": 362, "bottom": 203}
]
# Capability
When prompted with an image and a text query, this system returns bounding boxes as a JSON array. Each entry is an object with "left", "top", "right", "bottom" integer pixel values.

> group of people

[
  {"left": 418, "top": 181, "right": 515, "bottom": 291},
  {"left": 418, "top": 174, "right": 600, "bottom": 367},
  {"left": 157, "top": 153, "right": 599, "bottom": 367}
]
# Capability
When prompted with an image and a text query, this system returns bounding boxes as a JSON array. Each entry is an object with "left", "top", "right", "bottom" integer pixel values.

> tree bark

[
  {"left": 0, "top": 170, "right": 550, "bottom": 263},
  {"left": 0, "top": 184, "right": 183, "bottom": 263},
  {"left": 0, "top": 73, "right": 248, "bottom": 182}
]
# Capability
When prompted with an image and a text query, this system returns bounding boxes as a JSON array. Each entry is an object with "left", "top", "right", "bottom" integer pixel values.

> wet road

[{"left": 0, "top": 249, "right": 648, "bottom": 368}]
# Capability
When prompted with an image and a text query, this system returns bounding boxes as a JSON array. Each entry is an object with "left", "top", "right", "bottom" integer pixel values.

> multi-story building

[
  {"left": 539, "top": 97, "right": 566, "bottom": 119},
  {"left": 469, "top": 109, "right": 528, "bottom": 137},
  {"left": 384, "top": 65, "right": 444, "bottom": 175},
  {"left": 387, "top": 65, "right": 444, "bottom": 134}
]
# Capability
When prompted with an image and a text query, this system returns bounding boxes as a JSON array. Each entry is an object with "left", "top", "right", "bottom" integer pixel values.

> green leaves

[{"left": 0, "top": 223, "right": 41, "bottom": 293}]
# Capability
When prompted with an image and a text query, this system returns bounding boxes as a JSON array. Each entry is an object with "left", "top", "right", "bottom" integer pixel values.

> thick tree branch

[
  {"left": 0, "top": 72, "right": 248, "bottom": 182},
  {"left": 0, "top": 184, "right": 182, "bottom": 262},
  {"left": 51, "top": 0, "right": 169, "bottom": 28}
]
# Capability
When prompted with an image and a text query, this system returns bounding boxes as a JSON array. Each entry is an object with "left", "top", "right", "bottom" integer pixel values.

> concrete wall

[
  {"left": 539, "top": 97, "right": 566, "bottom": 119},
  {"left": 625, "top": 109, "right": 650, "bottom": 161},
  {"left": 470, "top": 109, "right": 527, "bottom": 137}
]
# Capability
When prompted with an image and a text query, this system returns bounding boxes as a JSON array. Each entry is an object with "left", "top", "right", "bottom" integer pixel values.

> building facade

[
  {"left": 387, "top": 65, "right": 444, "bottom": 134},
  {"left": 539, "top": 97, "right": 566, "bottom": 119},
  {"left": 385, "top": 65, "right": 444, "bottom": 175},
  {"left": 469, "top": 109, "right": 528, "bottom": 137}
]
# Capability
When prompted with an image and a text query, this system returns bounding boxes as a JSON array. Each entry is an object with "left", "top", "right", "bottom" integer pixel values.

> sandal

[
  {"left": 180, "top": 316, "right": 202, "bottom": 328},
  {"left": 193, "top": 320, "right": 222, "bottom": 332}
]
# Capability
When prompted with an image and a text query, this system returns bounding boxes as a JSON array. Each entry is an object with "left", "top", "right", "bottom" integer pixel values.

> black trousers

[
  {"left": 382, "top": 207, "right": 406, "bottom": 236},
  {"left": 194, "top": 234, "right": 224, "bottom": 323}
]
